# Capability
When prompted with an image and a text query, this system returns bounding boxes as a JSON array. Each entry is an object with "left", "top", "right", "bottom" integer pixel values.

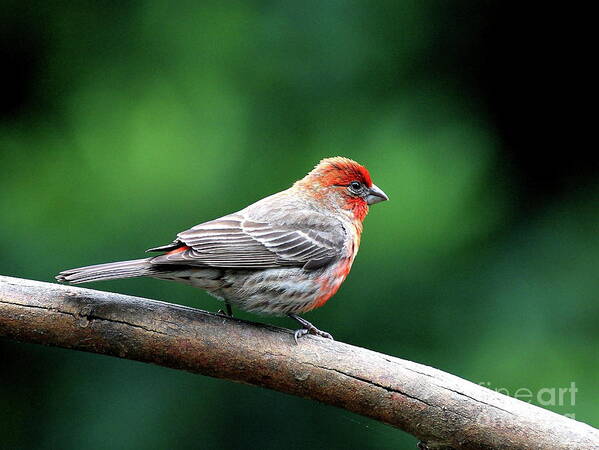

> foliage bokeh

[{"left": 1, "top": 1, "right": 597, "bottom": 449}]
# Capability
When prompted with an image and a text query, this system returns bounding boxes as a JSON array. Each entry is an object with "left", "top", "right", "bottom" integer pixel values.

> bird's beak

[{"left": 366, "top": 184, "right": 389, "bottom": 205}]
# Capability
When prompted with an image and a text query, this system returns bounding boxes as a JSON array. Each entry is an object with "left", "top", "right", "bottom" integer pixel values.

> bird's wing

[{"left": 148, "top": 212, "right": 345, "bottom": 270}]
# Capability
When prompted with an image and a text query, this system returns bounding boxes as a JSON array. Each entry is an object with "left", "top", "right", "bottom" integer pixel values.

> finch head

[{"left": 294, "top": 157, "right": 388, "bottom": 221}]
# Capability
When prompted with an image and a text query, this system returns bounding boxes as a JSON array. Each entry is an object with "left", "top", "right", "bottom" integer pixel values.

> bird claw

[
  {"left": 290, "top": 314, "right": 334, "bottom": 344},
  {"left": 313, "top": 329, "right": 334, "bottom": 340},
  {"left": 293, "top": 328, "right": 309, "bottom": 344}
]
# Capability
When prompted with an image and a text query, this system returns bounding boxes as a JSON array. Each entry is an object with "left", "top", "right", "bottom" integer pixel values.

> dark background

[{"left": 1, "top": 1, "right": 597, "bottom": 449}]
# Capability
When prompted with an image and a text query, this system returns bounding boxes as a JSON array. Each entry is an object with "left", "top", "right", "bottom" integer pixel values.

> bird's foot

[{"left": 289, "top": 314, "right": 333, "bottom": 344}]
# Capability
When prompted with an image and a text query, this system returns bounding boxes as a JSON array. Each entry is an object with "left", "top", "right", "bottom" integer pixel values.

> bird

[{"left": 56, "top": 157, "right": 388, "bottom": 342}]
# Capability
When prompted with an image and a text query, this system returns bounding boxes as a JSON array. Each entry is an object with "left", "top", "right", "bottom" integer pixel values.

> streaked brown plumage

[{"left": 57, "top": 157, "right": 388, "bottom": 341}]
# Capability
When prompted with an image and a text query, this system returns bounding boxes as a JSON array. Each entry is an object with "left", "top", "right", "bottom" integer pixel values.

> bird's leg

[
  {"left": 288, "top": 314, "right": 334, "bottom": 344},
  {"left": 217, "top": 302, "right": 233, "bottom": 317}
]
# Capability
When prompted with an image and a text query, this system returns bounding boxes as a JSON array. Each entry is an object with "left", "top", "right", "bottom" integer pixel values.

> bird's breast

[{"left": 307, "top": 223, "right": 361, "bottom": 311}]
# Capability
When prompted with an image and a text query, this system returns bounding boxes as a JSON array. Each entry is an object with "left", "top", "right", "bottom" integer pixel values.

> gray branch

[{"left": 0, "top": 275, "right": 596, "bottom": 449}]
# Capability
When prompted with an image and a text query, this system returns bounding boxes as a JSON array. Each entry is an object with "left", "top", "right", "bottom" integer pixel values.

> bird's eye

[{"left": 349, "top": 181, "right": 363, "bottom": 193}]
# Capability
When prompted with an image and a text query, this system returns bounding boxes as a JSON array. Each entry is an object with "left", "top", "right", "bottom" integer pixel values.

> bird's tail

[{"left": 56, "top": 258, "right": 153, "bottom": 284}]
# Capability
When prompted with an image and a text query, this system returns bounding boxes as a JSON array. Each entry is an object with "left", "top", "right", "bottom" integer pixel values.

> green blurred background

[{"left": 1, "top": 1, "right": 597, "bottom": 449}]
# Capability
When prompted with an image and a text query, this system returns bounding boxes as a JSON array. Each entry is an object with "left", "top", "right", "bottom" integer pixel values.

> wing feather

[{"left": 149, "top": 210, "right": 344, "bottom": 270}]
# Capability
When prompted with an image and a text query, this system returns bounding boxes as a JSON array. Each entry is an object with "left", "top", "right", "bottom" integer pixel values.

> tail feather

[{"left": 56, "top": 258, "right": 153, "bottom": 284}]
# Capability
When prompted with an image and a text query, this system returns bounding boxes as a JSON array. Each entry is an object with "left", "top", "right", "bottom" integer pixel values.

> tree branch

[{"left": 0, "top": 275, "right": 596, "bottom": 449}]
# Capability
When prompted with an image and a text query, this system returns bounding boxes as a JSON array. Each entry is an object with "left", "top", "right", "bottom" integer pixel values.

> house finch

[{"left": 57, "top": 157, "right": 388, "bottom": 342}]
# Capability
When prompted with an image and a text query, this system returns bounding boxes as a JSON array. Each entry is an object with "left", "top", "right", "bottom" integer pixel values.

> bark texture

[{"left": 1, "top": 275, "right": 597, "bottom": 449}]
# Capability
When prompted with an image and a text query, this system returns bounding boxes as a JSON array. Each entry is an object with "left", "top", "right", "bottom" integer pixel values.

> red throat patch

[{"left": 347, "top": 198, "right": 369, "bottom": 221}]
